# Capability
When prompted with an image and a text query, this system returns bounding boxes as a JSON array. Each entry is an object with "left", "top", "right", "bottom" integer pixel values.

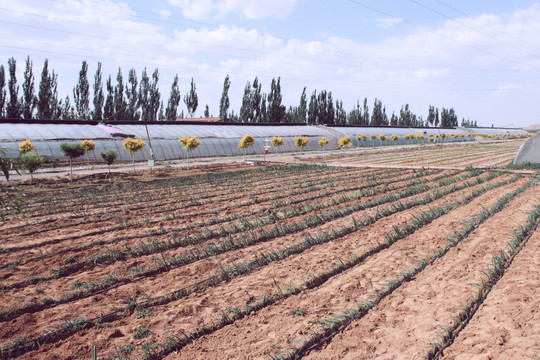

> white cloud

[
  {"left": 376, "top": 17, "right": 403, "bottom": 29},
  {"left": 168, "top": 0, "right": 299, "bottom": 20}
]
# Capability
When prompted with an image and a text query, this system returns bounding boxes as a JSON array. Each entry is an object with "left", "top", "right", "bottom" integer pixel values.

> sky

[{"left": 1, "top": 0, "right": 540, "bottom": 128}]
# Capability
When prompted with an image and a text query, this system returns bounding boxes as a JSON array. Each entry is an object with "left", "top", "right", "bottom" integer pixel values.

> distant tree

[
  {"left": 21, "top": 56, "right": 35, "bottom": 119},
  {"left": 125, "top": 68, "right": 139, "bottom": 120},
  {"left": 158, "top": 100, "right": 164, "bottom": 121},
  {"left": 183, "top": 77, "right": 198, "bottom": 119},
  {"left": 50, "top": 71, "right": 62, "bottom": 120},
  {"left": 370, "top": 98, "right": 385, "bottom": 126},
  {"left": 251, "top": 77, "right": 262, "bottom": 122},
  {"left": 427, "top": 105, "right": 435, "bottom": 126},
  {"left": 91, "top": 62, "right": 104, "bottom": 121},
  {"left": 307, "top": 90, "right": 318, "bottom": 124},
  {"left": 340, "top": 100, "right": 353, "bottom": 125},
  {"left": 239, "top": 80, "right": 253, "bottom": 123},
  {"left": 204, "top": 104, "right": 210, "bottom": 118},
  {"left": 103, "top": 75, "right": 114, "bottom": 120},
  {"left": 73, "top": 61, "right": 90, "bottom": 120},
  {"left": 219, "top": 74, "right": 230, "bottom": 121},
  {"left": 6, "top": 57, "right": 20, "bottom": 119},
  {"left": 149, "top": 69, "right": 160, "bottom": 121},
  {"left": 348, "top": 100, "right": 362, "bottom": 125},
  {"left": 113, "top": 68, "right": 127, "bottom": 120},
  {"left": 0, "top": 65, "right": 5, "bottom": 117},
  {"left": 165, "top": 74, "right": 181, "bottom": 121},
  {"left": 294, "top": 86, "right": 308, "bottom": 124},
  {"left": 362, "top": 97, "right": 370, "bottom": 125},
  {"left": 139, "top": 68, "right": 160, "bottom": 121},
  {"left": 268, "top": 77, "right": 285, "bottom": 123},
  {"left": 260, "top": 94, "right": 268, "bottom": 123},
  {"left": 390, "top": 111, "right": 398, "bottom": 126},
  {"left": 61, "top": 95, "right": 72, "bottom": 120},
  {"left": 435, "top": 108, "right": 439, "bottom": 127},
  {"left": 36, "top": 59, "right": 53, "bottom": 119},
  {"left": 317, "top": 90, "right": 328, "bottom": 124}
]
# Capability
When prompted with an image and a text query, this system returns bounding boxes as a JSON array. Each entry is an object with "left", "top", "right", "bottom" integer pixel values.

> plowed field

[{"left": 1, "top": 160, "right": 539, "bottom": 359}]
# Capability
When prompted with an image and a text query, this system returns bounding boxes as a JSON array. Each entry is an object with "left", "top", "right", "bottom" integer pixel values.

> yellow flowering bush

[
  {"left": 238, "top": 134, "right": 255, "bottom": 149},
  {"left": 391, "top": 134, "right": 400, "bottom": 143},
  {"left": 122, "top": 138, "right": 146, "bottom": 170},
  {"left": 295, "top": 137, "right": 309, "bottom": 150},
  {"left": 338, "top": 136, "right": 352, "bottom": 148},
  {"left": 81, "top": 139, "right": 95, "bottom": 152},
  {"left": 271, "top": 136, "right": 283, "bottom": 147},
  {"left": 318, "top": 137, "right": 329, "bottom": 148},
  {"left": 19, "top": 139, "right": 35, "bottom": 154},
  {"left": 179, "top": 136, "right": 190, "bottom": 146},
  {"left": 81, "top": 139, "right": 96, "bottom": 164},
  {"left": 356, "top": 134, "right": 367, "bottom": 141}
]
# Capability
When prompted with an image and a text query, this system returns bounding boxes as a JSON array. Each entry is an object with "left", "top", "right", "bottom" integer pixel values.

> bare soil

[{"left": 1, "top": 141, "right": 538, "bottom": 360}]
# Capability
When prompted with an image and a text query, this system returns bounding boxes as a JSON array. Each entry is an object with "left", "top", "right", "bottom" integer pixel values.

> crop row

[{"left": 0, "top": 170, "right": 517, "bottom": 358}]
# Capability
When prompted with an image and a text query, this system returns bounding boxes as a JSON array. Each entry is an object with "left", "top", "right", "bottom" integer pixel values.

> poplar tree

[
  {"left": 295, "top": 87, "right": 307, "bottom": 123},
  {"left": 219, "top": 74, "right": 230, "bottom": 121},
  {"left": 139, "top": 68, "right": 160, "bottom": 121},
  {"left": 165, "top": 74, "right": 180, "bottom": 121},
  {"left": 0, "top": 65, "right": 7, "bottom": 118},
  {"left": 251, "top": 77, "right": 261, "bottom": 122},
  {"left": 103, "top": 75, "right": 114, "bottom": 120},
  {"left": 21, "top": 56, "right": 35, "bottom": 119},
  {"left": 73, "top": 61, "right": 90, "bottom": 120},
  {"left": 183, "top": 77, "right": 198, "bottom": 118},
  {"left": 50, "top": 71, "right": 61, "bottom": 120},
  {"left": 91, "top": 62, "right": 104, "bottom": 120},
  {"left": 125, "top": 68, "right": 139, "bottom": 120},
  {"left": 36, "top": 59, "right": 52, "bottom": 119},
  {"left": 362, "top": 97, "right": 369, "bottom": 125},
  {"left": 371, "top": 98, "right": 384, "bottom": 126},
  {"left": 239, "top": 80, "right": 252, "bottom": 122},
  {"left": 114, "top": 68, "right": 126, "bottom": 120},
  {"left": 307, "top": 90, "right": 318, "bottom": 124},
  {"left": 268, "top": 77, "right": 285, "bottom": 123},
  {"left": 61, "top": 95, "right": 72, "bottom": 120},
  {"left": 6, "top": 57, "right": 20, "bottom": 119},
  {"left": 204, "top": 104, "right": 209, "bottom": 118},
  {"left": 149, "top": 69, "right": 160, "bottom": 121}
]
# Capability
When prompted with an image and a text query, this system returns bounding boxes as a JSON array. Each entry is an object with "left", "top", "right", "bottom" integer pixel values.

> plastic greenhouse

[{"left": 0, "top": 119, "right": 530, "bottom": 163}]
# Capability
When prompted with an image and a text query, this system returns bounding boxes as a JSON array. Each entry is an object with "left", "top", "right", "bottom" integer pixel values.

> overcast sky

[{"left": 1, "top": 0, "right": 540, "bottom": 127}]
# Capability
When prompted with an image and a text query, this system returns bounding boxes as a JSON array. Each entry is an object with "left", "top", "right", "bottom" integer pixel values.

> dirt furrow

[
  {"left": 302, "top": 184, "right": 540, "bottom": 359},
  {"left": 439, "top": 228, "right": 540, "bottom": 360}
]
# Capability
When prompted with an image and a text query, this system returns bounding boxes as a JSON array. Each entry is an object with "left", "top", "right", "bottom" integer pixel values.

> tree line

[{"left": 0, "top": 56, "right": 477, "bottom": 127}]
